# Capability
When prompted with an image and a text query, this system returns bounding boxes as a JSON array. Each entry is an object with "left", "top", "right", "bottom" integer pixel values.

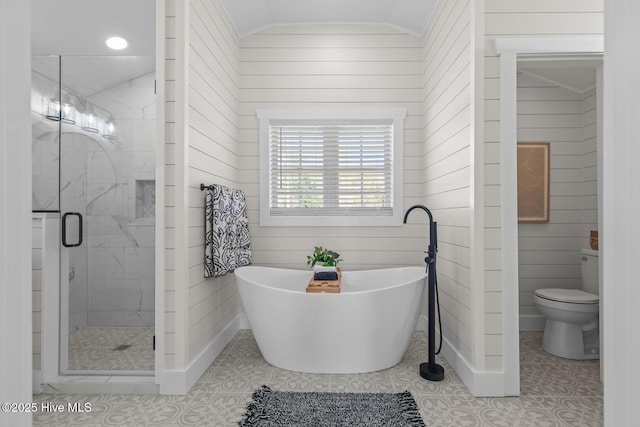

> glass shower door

[
  {"left": 32, "top": 55, "right": 62, "bottom": 214},
  {"left": 56, "top": 55, "right": 156, "bottom": 374}
]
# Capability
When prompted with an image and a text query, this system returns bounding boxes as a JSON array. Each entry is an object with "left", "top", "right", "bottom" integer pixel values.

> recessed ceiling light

[{"left": 106, "top": 36, "right": 128, "bottom": 50}]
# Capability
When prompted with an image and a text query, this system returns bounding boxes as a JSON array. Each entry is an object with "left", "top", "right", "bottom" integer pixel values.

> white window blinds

[{"left": 268, "top": 120, "right": 394, "bottom": 217}]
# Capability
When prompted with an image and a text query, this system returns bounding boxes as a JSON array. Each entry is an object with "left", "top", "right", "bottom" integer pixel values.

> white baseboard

[
  {"left": 519, "top": 315, "right": 546, "bottom": 332},
  {"left": 440, "top": 335, "right": 507, "bottom": 397},
  {"left": 159, "top": 314, "right": 241, "bottom": 395},
  {"left": 418, "top": 314, "right": 508, "bottom": 397}
]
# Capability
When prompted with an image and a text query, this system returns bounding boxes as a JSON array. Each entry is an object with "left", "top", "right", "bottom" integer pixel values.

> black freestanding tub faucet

[{"left": 403, "top": 204, "right": 445, "bottom": 381}]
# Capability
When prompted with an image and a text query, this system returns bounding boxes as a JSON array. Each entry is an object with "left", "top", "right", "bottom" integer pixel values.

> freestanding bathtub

[{"left": 234, "top": 266, "right": 426, "bottom": 374}]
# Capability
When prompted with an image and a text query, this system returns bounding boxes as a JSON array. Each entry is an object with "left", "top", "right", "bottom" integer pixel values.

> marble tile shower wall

[{"left": 31, "top": 71, "right": 156, "bottom": 329}]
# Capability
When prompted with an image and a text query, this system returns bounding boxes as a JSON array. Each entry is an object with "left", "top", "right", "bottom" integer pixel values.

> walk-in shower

[{"left": 31, "top": 55, "right": 156, "bottom": 374}]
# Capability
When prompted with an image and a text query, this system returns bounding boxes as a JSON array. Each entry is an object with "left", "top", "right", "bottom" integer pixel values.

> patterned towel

[{"left": 204, "top": 184, "right": 252, "bottom": 278}]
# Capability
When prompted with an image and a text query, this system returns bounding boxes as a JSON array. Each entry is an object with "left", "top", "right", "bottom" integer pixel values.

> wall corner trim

[{"left": 158, "top": 314, "right": 241, "bottom": 395}]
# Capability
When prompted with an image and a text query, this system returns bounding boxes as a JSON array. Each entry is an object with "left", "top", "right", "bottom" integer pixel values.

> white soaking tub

[{"left": 234, "top": 266, "right": 426, "bottom": 374}]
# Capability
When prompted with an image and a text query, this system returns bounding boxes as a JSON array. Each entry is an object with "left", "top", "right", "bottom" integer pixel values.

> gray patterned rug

[{"left": 239, "top": 385, "right": 425, "bottom": 426}]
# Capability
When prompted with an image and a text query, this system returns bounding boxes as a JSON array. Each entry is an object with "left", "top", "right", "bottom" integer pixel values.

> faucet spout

[
  {"left": 403, "top": 204, "right": 433, "bottom": 224},
  {"left": 403, "top": 204, "right": 437, "bottom": 254}
]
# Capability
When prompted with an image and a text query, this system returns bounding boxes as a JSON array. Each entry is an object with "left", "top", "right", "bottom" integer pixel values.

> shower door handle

[{"left": 62, "top": 212, "right": 83, "bottom": 247}]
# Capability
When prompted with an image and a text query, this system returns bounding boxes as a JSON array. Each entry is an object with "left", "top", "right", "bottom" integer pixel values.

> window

[{"left": 258, "top": 109, "right": 405, "bottom": 226}]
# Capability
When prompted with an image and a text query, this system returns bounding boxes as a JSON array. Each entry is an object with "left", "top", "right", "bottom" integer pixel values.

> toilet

[{"left": 533, "top": 249, "right": 599, "bottom": 359}]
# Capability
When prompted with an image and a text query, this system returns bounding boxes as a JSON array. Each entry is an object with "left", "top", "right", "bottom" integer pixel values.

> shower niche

[{"left": 132, "top": 177, "right": 156, "bottom": 222}]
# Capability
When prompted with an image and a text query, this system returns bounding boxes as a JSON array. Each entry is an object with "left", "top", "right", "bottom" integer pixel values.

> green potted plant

[{"left": 306, "top": 246, "right": 342, "bottom": 268}]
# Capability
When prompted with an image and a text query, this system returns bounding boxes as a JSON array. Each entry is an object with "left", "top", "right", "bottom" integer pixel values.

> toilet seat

[{"left": 535, "top": 288, "right": 599, "bottom": 304}]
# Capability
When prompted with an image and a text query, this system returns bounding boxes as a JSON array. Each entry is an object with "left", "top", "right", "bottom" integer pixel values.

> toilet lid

[{"left": 535, "top": 288, "right": 599, "bottom": 304}]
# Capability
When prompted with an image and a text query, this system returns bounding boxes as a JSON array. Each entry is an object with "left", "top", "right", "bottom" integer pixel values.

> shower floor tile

[
  {"left": 67, "top": 326, "right": 154, "bottom": 372},
  {"left": 34, "top": 330, "right": 602, "bottom": 426}
]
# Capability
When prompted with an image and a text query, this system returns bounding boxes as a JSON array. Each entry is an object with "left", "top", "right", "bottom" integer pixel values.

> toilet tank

[{"left": 581, "top": 249, "right": 599, "bottom": 295}]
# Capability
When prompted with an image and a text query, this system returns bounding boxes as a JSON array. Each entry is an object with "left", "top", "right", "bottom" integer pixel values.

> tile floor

[{"left": 33, "top": 331, "right": 602, "bottom": 426}]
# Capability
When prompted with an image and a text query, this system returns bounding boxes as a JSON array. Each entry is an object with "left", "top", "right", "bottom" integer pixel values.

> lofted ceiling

[{"left": 220, "top": 0, "right": 438, "bottom": 36}]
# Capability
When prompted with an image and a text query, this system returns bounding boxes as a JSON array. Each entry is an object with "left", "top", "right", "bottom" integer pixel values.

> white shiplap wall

[
  {"left": 186, "top": 0, "right": 240, "bottom": 363},
  {"left": 421, "top": 0, "right": 474, "bottom": 365},
  {"left": 485, "top": 0, "right": 604, "bottom": 35},
  {"left": 164, "top": 0, "right": 241, "bottom": 371},
  {"left": 517, "top": 73, "right": 591, "bottom": 326},
  {"left": 238, "top": 24, "right": 426, "bottom": 271},
  {"left": 483, "top": 0, "right": 604, "bottom": 369}
]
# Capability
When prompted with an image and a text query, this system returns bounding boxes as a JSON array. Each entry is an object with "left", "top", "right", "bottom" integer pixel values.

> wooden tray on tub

[{"left": 306, "top": 268, "right": 342, "bottom": 293}]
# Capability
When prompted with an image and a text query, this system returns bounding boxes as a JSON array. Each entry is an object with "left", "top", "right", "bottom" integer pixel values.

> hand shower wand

[{"left": 403, "top": 205, "right": 445, "bottom": 381}]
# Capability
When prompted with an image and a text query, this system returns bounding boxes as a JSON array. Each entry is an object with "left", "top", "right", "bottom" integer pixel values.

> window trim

[{"left": 257, "top": 108, "right": 406, "bottom": 226}]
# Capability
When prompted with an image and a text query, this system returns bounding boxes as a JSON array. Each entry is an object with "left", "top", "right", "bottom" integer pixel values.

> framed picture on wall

[{"left": 517, "top": 142, "right": 550, "bottom": 223}]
